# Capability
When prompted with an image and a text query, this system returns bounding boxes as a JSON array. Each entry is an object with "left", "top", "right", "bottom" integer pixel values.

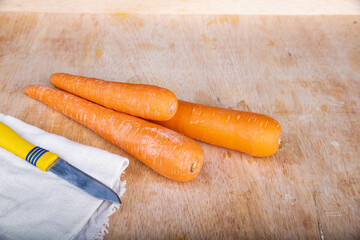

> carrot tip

[
  {"left": 190, "top": 158, "right": 201, "bottom": 173},
  {"left": 23, "top": 86, "right": 32, "bottom": 94}
]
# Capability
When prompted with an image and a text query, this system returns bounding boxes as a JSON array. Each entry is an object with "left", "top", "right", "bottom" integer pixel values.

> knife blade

[{"left": 0, "top": 121, "right": 121, "bottom": 204}]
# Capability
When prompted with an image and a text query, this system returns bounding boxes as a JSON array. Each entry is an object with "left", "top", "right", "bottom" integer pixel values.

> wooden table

[{"left": 1, "top": 3, "right": 359, "bottom": 239}]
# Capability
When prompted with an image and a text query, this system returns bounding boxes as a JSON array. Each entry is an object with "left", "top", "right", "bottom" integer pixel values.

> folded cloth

[{"left": 0, "top": 114, "right": 129, "bottom": 240}]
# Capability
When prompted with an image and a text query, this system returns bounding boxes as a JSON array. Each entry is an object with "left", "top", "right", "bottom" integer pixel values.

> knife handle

[{"left": 0, "top": 121, "right": 59, "bottom": 171}]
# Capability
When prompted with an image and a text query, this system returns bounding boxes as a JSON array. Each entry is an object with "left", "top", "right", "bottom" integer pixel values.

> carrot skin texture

[
  {"left": 23, "top": 86, "right": 203, "bottom": 182},
  {"left": 156, "top": 100, "right": 282, "bottom": 157},
  {"left": 50, "top": 73, "right": 178, "bottom": 121}
]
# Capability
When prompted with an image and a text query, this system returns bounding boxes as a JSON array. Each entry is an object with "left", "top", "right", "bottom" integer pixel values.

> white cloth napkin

[{"left": 0, "top": 114, "right": 129, "bottom": 240}]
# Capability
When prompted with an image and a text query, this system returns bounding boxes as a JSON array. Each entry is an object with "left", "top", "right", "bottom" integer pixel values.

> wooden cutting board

[{"left": 0, "top": 12, "right": 359, "bottom": 239}]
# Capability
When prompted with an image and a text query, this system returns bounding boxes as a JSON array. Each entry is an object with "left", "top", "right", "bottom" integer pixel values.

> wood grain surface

[
  {"left": 0, "top": 12, "right": 359, "bottom": 239},
  {"left": 1, "top": 0, "right": 360, "bottom": 14}
]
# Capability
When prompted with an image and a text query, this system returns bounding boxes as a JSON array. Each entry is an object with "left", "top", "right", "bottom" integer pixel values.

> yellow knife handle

[{"left": 0, "top": 121, "right": 59, "bottom": 171}]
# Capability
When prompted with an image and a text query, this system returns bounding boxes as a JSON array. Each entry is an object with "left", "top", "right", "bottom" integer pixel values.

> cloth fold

[{"left": 0, "top": 114, "right": 129, "bottom": 240}]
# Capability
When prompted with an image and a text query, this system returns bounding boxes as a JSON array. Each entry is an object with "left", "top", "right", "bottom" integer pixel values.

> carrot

[
  {"left": 49, "top": 73, "right": 178, "bottom": 121},
  {"left": 23, "top": 86, "right": 203, "bottom": 182},
  {"left": 156, "top": 100, "right": 282, "bottom": 157}
]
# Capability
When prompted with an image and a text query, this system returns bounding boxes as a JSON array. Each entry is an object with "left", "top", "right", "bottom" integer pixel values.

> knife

[{"left": 0, "top": 121, "right": 121, "bottom": 204}]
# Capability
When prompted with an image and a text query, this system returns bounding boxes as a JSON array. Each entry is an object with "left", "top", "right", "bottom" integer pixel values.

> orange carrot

[
  {"left": 23, "top": 86, "right": 203, "bottom": 182},
  {"left": 156, "top": 100, "right": 282, "bottom": 157},
  {"left": 49, "top": 73, "right": 178, "bottom": 121}
]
